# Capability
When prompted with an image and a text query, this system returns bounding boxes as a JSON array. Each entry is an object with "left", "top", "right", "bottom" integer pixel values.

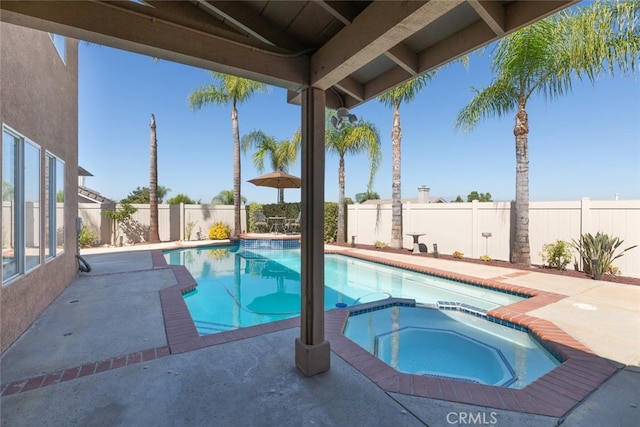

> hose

[{"left": 77, "top": 255, "right": 91, "bottom": 273}]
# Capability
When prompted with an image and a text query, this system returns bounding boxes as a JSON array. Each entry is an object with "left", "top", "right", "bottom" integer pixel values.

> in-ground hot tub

[{"left": 345, "top": 305, "right": 560, "bottom": 388}]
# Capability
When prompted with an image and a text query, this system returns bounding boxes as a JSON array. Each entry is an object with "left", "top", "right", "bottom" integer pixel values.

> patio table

[{"left": 268, "top": 216, "right": 286, "bottom": 233}]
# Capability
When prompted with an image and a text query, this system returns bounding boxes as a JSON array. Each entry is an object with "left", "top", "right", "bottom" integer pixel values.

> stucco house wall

[{"left": 1, "top": 22, "right": 79, "bottom": 353}]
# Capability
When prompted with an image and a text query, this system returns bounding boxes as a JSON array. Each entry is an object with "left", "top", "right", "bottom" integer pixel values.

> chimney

[{"left": 417, "top": 186, "right": 430, "bottom": 203}]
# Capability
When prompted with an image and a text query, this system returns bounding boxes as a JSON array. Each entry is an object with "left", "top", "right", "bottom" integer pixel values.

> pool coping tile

[{"left": 3, "top": 249, "right": 611, "bottom": 415}]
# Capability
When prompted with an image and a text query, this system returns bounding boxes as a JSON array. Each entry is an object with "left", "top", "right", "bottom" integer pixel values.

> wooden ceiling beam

[
  {"left": 384, "top": 44, "right": 419, "bottom": 77},
  {"left": 467, "top": 0, "right": 505, "bottom": 35},
  {"left": 188, "top": 0, "right": 305, "bottom": 51},
  {"left": 0, "top": 0, "right": 308, "bottom": 91},
  {"left": 310, "top": 0, "right": 464, "bottom": 90}
]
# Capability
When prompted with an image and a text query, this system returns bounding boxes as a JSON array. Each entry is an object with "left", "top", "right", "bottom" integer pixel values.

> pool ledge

[{"left": 154, "top": 249, "right": 619, "bottom": 418}]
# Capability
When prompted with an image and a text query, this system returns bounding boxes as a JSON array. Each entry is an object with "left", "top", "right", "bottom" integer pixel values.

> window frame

[
  {"left": 48, "top": 33, "right": 66, "bottom": 64},
  {"left": 2, "top": 125, "right": 42, "bottom": 284},
  {"left": 45, "top": 152, "right": 65, "bottom": 260}
]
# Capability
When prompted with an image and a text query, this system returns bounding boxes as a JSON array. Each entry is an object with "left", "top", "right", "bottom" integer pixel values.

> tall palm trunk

[
  {"left": 512, "top": 103, "right": 530, "bottom": 265},
  {"left": 231, "top": 102, "right": 241, "bottom": 236},
  {"left": 337, "top": 154, "right": 346, "bottom": 243},
  {"left": 149, "top": 114, "right": 160, "bottom": 243},
  {"left": 390, "top": 102, "right": 403, "bottom": 249}
]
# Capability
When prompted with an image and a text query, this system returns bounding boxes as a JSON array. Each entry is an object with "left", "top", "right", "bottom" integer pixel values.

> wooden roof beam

[{"left": 310, "top": 0, "right": 464, "bottom": 90}]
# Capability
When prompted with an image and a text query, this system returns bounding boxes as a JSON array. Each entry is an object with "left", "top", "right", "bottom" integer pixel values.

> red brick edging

[
  {"left": 3, "top": 248, "right": 618, "bottom": 418},
  {"left": 322, "top": 250, "right": 619, "bottom": 417},
  {"left": 1, "top": 346, "right": 170, "bottom": 397},
  {"left": 155, "top": 247, "right": 618, "bottom": 417}
]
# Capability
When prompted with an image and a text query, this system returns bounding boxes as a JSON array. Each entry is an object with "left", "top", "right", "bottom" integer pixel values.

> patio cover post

[{"left": 295, "top": 87, "right": 330, "bottom": 377}]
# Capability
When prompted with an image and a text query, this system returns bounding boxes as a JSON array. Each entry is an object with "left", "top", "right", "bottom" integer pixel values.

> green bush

[
  {"left": 78, "top": 225, "right": 97, "bottom": 248},
  {"left": 540, "top": 240, "right": 572, "bottom": 270},
  {"left": 324, "top": 202, "right": 338, "bottom": 243},
  {"left": 572, "top": 232, "right": 637, "bottom": 277},
  {"left": 247, "top": 203, "right": 264, "bottom": 232},
  {"left": 247, "top": 202, "right": 337, "bottom": 241},
  {"left": 208, "top": 222, "right": 231, "bottom": 240}
]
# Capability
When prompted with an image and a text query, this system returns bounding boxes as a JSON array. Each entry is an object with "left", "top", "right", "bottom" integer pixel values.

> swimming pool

[
  {"left": 164, "top": 245, "right": 560, "bottom": 388},
  {"left": 163, "top": 246, "right": 524, "bottom": 335}
]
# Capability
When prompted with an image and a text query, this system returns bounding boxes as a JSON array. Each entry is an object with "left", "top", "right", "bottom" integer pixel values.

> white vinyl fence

[
  {"left": 78, "top": 203, "right": 245, "bottom": 246},
  {"left": 347, "top": 198, "right": 640, "bottom": 278}
]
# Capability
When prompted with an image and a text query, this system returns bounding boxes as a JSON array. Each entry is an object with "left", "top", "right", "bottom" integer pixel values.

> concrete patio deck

[{"left": 1, "top": 242, "right": 638, "bottom": 426}]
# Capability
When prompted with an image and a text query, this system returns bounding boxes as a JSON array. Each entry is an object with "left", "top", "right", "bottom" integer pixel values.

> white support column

[{"left": 295, "top": 87, "right": 330, "bottom": 377}]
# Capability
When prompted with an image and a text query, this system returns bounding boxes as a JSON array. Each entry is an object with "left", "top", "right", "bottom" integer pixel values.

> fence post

[
  {"left": 180, "top": 203, "right": 185, "bottom": 241},
  {"left": 580, "top": 197, "right": 591, "bottom": 236},
  {"left": 471, "top": 200, "right": 479, "bottom": 259}
]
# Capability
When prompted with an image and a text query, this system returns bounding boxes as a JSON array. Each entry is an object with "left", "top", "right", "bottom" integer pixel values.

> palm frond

[
  {"left": 377, "top": 72, "right": 437, "bottom": 107},
  {"left": 326, "top": 119, "right": 382, "bottom": 191},
  {"left": 187, "top": 84, "right": 229, "bottom": 110},
  {"left": 455, "top": 79, "right": 518, "bottom": 132}
]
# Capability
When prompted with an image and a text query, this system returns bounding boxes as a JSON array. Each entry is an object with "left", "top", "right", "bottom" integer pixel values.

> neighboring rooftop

[{"left": 78, "top": 185, "right": 114, "bottom": 205}]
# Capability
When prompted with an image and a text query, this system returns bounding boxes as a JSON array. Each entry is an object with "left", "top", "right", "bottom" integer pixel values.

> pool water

[
  {"left": 164, "top": 246, "right": 560, "bottom": 388},
  {"left": 163, "top": 246, "right": 524, "bottom": 335},
  {"left": 344, "top": 306, "right": 560, "bottom": 388}
]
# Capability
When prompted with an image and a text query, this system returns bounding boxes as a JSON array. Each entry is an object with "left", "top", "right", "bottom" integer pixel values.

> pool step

[{"left": 193, "top": 319, "right": 237, "bottom": 334}]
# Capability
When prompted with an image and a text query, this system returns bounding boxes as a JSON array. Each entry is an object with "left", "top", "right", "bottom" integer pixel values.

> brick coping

[
  {"left": 238, "top": 233, "right": 301, "bottom": 241},
  {"left": 156, "top": 249, "right": 618, "bottom": 417},
  {"left": 1, "top": 346, "right": 170, "bottom": 397},
  {"left": 3, "top": 248, "right": 618, "bottom": 418}
]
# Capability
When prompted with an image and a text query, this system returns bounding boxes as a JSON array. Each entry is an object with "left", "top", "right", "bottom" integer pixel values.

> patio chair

[
  {"left": 285, "top": 212, "right": 301, "bottom": 233},
  {"left": 253, "top": 211, "right": 269, "bottom": 233}
]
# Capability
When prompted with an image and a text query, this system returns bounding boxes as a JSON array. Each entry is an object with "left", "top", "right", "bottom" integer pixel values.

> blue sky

[{"left": 78, "top": 43, "right": 640, "bottom": 205}]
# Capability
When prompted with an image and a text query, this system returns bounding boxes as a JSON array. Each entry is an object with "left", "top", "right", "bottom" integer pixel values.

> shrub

[
  {"left": 78, "top": 225, "right": 97, "bottom": 248},
  {"left": 208, "top": 222, "right": 231, "bottom": 240},
  {"left": 208, "top": 248, "right": 230, "bottom": 259},
  {"left": 374, "top": 241, "right": 388, "bottom": 248},
  {"left": 185, "top": 221, "right": 196, "bottom": 241},
  {"left": 572, "top": 232, "right": 637, "bottom": 277},
  {"left": 540, "top": 240, "right": 572, "bottom": 270},
  {"left": 324, "top": 202, "right": 338, "bottom": 243},
  {"left": 452, "top": 251, "right": 464, "bottom": 258},
  {"left": 480, "top": 255, "right": 492, "bottom": 262}
]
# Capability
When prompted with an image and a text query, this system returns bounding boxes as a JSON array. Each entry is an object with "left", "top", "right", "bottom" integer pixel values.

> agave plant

[{"left": 572, "top": 232, "right": 637, "bottom": 278}]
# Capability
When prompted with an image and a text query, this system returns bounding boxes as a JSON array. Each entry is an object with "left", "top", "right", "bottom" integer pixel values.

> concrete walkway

[{"left": 1, "top": 244, "right": 639, "bottom": 426}]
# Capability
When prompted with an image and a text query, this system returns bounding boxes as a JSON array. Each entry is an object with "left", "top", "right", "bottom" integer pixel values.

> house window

[
  {"left": 48, "top": 33, "right": 66, "bottom": 64},
  {"left": 2, "top": 130, "right": 18, "bottom": 281},
  {"left": 2, "top": 126, "right": 41, "bottom": 283},
  {"left": 45, "top": 153, "right": 65, "bottom": 260},
  {"left": 56, "top": 158, "right": 65, "bottom": 254}
]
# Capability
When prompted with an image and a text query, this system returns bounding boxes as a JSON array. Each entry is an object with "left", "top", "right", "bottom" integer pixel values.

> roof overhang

[{"left": 0, "top": 0, "right": 578, "bottom": 108}]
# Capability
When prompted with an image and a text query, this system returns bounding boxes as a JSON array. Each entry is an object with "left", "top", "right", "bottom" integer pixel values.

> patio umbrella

[
  {"left": 248, "top": 170, "right": 301, "bottom": 188},
  {"left": 248, "top": 170, "right": 301, "bottom": 203}
]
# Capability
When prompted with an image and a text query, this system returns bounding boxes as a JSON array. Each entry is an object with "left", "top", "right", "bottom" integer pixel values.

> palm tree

[
  {"left": 325, "top": 114, "right": 381, "bottom": 243},
  {"left": 211, "top": 189, "right": 246, "bottom": 205},
  {"left": 355, "top": 191, "right": 380, "bottom": 203},
  {"left": 378, "top": 73, "right": 436, "bottom": 248},
  {"left": 188, "top": 72, "right": 267, "bottom": 237},
  {"left": 455, "top": 0, "right": 639, "bottom": 265},
  {"left": 241, "top": 129, "right": 301, "bottom": 203},
  {"left": 148, "top": 113, "right": 160, "bottom": 243}
]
